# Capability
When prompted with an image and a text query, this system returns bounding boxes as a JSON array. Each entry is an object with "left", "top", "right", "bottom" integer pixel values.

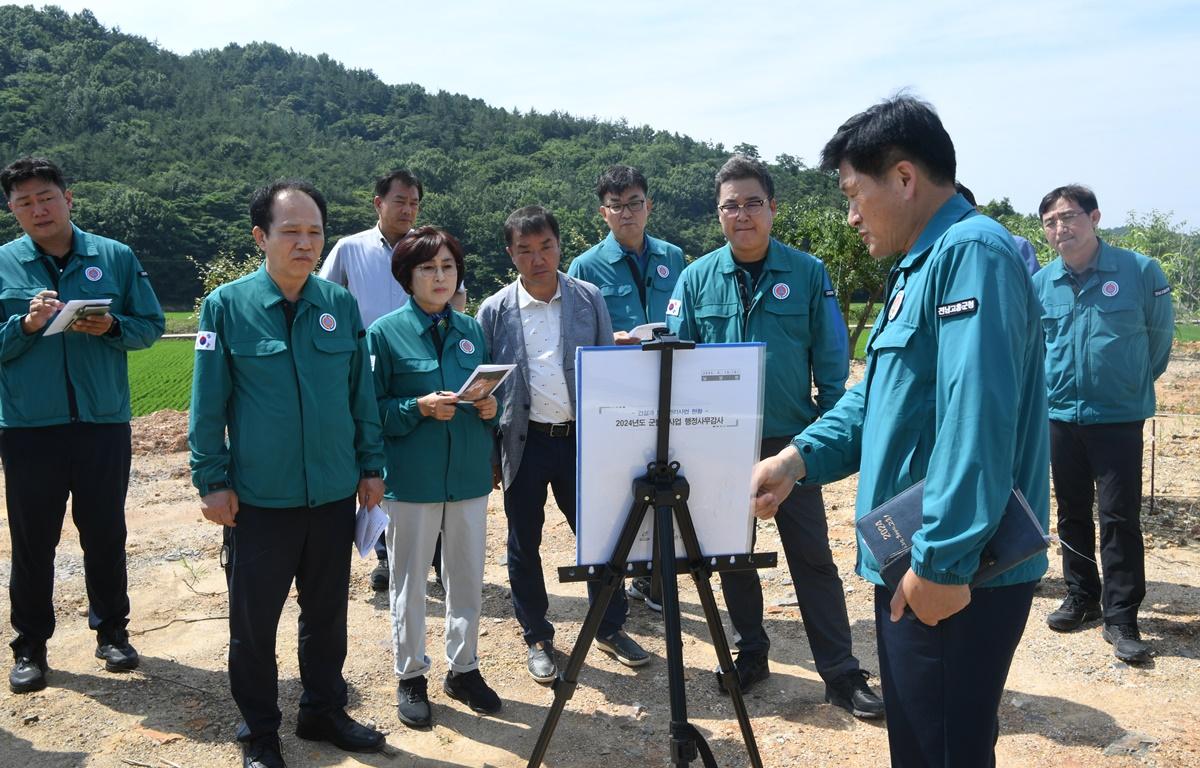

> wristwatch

[{"left": 361, "top": 469, "right": 382, "bottom": 479}]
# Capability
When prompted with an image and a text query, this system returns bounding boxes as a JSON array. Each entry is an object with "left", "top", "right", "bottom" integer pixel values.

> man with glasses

[
  {"left": 567, "top": 164, "right": 686, "bottom": 613},
  {"left": 319, "top": 169, "right": 464, "bottom": 591},
  {"left": 665, "top": 155, "right": 883, "bottom": 718},
  {"left": 1033, "top": 185, "right": 1173, "bottom": 664}
]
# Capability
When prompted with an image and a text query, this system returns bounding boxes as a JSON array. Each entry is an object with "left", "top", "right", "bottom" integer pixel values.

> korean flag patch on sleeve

[
  {"left": 195, "top": 331, "right": 217, "bottom": 351},
  {"left": 665, "top": 298, "right": 682, "bottom": 317}
]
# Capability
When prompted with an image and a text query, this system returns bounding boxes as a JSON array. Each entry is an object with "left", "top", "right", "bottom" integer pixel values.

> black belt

[{"left": 529, "top": 420, "right": 574, "bottom": 437}]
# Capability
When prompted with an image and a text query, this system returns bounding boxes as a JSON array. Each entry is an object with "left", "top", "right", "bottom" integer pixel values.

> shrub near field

[{"left": 129, "top": 339, "right": 195, "bottom": 416}]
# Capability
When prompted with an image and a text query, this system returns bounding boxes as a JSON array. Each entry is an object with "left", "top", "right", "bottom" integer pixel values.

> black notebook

[{"left": 856, "top": 480, "right": 1049, "bottom": 592}]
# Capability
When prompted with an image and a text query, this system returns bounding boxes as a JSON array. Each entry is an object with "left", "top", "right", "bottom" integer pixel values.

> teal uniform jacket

[
  {"left": 188, "top": 266, "right": 385, "bottom": 508},
  {"left": 1032, "top": 239, "right": 1173, "bottom": 424},
  {"left": 567, "top": 231, "right": 686, "bottom": 331},
  {"left": 664, "top": 238, "right": 849, "bottom": 438},
  {"left": 794, "top": 195, "right": 1051, "bottom": 588},
  {"left": 0, "top": 224, "right": 164, "bottom": 427},
  {"left": 366, "top": 302, "right": 501, "bottom": 504}
]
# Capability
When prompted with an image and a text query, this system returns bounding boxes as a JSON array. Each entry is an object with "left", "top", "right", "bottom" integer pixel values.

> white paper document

[
  {"left": 43, "top": 298, "right": 113, "bottom": 336},
  {"left": 455, "top": 363, "right": 517, "bottom": 401},
  {"left": 354, "top": 504, "right": 388, "bottom": 558},
  {"left": 575, "top": 343, "right": 765, "bottom": 565},
  {"left": 629, "top": 322, "right": 667, "bottom": 341}
]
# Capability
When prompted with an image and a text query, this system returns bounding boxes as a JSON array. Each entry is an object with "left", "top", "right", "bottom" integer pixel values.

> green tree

[
  {"left": 1110, "top": 211, "right": 1199, "bottom": 315},
  {"left": 773, "top": 200, "right": 889, "bottom": 350}
]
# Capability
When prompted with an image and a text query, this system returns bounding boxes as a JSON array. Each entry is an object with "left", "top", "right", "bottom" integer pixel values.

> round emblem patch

[
  {"left": 656, "top": 264, "right": 670, "bottom": 279},
  {"left": 318, "top": 313, "right": 337, "bottom": 332},
  {"left": 1102, "top": 280, "right": 1120, "bottom": 297},
  {"left": 887, "top": 289, "right": 905, "bottom": 321},
  {"left": 84, "top": 266, "right": 103, "bottom": 282},
  {"left": 458, "top": 339, "right": 476, "bottom": 355},
  {"left": 772, "top": 283, "right": 791, "bottom": 300}
]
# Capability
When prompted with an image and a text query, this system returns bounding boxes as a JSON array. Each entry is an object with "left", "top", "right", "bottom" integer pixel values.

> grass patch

[
  {"left": 1176, "top": 323, "right": 1200, "bottom": 342},
  {"left": 129, "top": 338, "right": 194, "bottom": 416},
  {"left": 164, "top": 311, "right": 197, "bottom": 334}
]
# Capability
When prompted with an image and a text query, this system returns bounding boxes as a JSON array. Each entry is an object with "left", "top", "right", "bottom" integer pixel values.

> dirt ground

[{"left": 2, "top": 347, "right": 1199, "bottom": 768}]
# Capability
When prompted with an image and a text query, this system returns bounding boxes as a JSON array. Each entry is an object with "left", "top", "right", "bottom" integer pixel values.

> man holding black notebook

[{"left": 751, "top": 96, "right": 1050, "bottom": 767}]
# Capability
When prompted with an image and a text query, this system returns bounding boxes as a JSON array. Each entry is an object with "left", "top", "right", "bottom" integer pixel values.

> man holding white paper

[
  {"left": 0, "top": 157, "right": 164, "bottom": 695},
  {"left": 189, "top": 180, "right": 387, "bottom": 767}
]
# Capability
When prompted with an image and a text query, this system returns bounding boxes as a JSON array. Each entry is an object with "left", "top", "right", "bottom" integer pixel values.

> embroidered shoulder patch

[
  {"left": 665, "top": 298, "right": 682, "bottom": 317},
  {"left": 138, "top": 270, "right": 150, "bottom": 278},
  {"left": 824, "top": 289, "right": 836, "bottom": 298},
  {"left": 936, "top": 298, "right": 978, "bottom": 319},
  {"left": 1154, "top": 285, "right": 1171, "bottom": 297}
]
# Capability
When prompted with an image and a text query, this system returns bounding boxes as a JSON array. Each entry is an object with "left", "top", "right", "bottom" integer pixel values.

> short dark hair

[
  {"left": 595, "top": 164, "right": 648, "bottom": 202},
  {"left": 391, "top": 226, "right": 465, "bottom": 295},
  {"left": 715, "top": 155, "right": 775, "bottom": 201},
  {"left": 249, "top": 180, "right": 328, "bottom": 234},
  {"left": 374, "top": 169, "right": 423, "bottom": 200},
  {"left": 504, "top": 205, "right": 560, "bottom": 246},
  {"left": 1, "top": 156, "right": 67, "bottom": 197},
  {"left": 955, "top": 182, "right": 977, "bottom": 207},
  {"left": 1038, "top": 184, "right": 1098, "bottom": 217},
  {"left": 819, "top": 95, "right": 956, "bottom": 185}
]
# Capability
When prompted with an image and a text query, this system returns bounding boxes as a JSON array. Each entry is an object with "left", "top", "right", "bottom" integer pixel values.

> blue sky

[{"left": 49, "top": 1, "right": 1200, "bottom": 227}]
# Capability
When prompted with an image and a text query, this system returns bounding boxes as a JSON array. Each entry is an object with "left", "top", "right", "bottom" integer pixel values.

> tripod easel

[{"left": 527, "top": 332, "right": 775, "bottom": 768}]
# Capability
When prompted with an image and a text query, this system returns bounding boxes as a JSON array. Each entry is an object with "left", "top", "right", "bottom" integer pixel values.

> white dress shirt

[
  {"left": 516, "top": 279, "right": 574, "bottom": 424},
  {"left": 319, "top": 225, "right": 409, "bottom": 329}
]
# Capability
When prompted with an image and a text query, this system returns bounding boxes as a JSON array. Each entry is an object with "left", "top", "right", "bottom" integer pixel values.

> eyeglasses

[
  {"left": 1042, "top": 210, "right": 1086, "bottom": 230},
  {"left": 718, "top": 199, "right": 768, "bottom": 217},
  {"left": 415, "top": 263, "right": 456, "bottom": 278},
  {"left": 603, "top": 199, "right": 646, "bottom": 214}
]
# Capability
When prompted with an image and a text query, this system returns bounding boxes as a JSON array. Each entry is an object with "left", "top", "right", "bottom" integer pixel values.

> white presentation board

[{"left": 575, "top": 343, "right": 765, "bottom": 566}]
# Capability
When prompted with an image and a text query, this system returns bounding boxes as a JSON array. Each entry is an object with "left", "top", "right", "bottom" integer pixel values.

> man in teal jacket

[
  {"left": 0, "top": 157, "right": 164, "bottom": 695},
  {"left": 568, "top": 163, "right": 686, "bottom": 612},
  {"left": 1034, "top": 184, "right": 1173, "bottom": 664},
  {"left": 189, "top": 180, "right": 387, "bottom": 768},
  {"left": 666, "top": 155, "right": 883, "bottom": 719},
  {"left": 751, "top": 97, "right": 1050, "bottom": 767},
  {"left": 568, "top": 164, "right": 686, "bottom": 344}
]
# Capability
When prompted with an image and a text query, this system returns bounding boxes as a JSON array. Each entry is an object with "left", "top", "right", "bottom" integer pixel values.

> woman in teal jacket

[{"left": 366, "top": 227, "right": 501, "bottom": 728}]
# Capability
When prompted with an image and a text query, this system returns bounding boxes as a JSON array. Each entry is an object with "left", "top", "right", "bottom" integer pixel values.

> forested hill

[{"left": 0, "top": 5, "right": 841, "bottom": 306}]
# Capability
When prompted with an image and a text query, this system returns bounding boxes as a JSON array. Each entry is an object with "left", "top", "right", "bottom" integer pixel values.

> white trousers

[{"left": 384, "top": 496, "right": 488, "bottom": 679}]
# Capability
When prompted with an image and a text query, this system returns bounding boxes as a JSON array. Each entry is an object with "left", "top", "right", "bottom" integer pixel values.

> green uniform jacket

[
  {"left": 664, "top": 238, "right": 849, "bottom": 438},
  {"left": 567, "top": 232, "right": 686, "bottom": 331},
  {"left": 0, "top": 224, "right": 164, "bottom": 427},
  {"left": 794, "top": 195, "right": 1050, "bottom": 588},
  {"left": 366, "top": 302, "right": 501, "bottom": 504},
  {"left": 188, "top": 266, "right": 385, "bottom": 508},
  {"left": 1032, "top": 239, "right": 1173, "bottom": 424}
]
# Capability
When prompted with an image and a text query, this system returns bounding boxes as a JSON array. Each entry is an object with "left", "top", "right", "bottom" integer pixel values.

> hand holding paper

[{"left": 354, "top": 504, "right": 388, "bottom": 559}]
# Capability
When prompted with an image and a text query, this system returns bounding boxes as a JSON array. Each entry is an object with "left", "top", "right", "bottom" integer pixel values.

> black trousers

[
  {"left": 503, "top": 427, "right": 628, "bottom": 646},
  {"left": 875, "top": 581, "right": 1036, "bottom": 768},
  {"left": 719, "top": 437, "right": 859, "bottom": 683},
  {"left": 1, "top": 422, "right": 132, "bottom": 659},
  {"left": 1049, "top": 420, "right": 1145, "bottom": 625},
  {"left": 226, "top": 497, "right": 355, "bottom": 741}
]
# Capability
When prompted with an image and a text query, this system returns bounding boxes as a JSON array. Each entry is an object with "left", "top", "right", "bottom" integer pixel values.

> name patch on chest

[{"left": 936, "top": 298, "right": 978, "bottom": 319}]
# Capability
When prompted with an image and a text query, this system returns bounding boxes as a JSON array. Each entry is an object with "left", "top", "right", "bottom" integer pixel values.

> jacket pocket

[{"left": 694, "top": 302, "right": 738, "bottom": 340}]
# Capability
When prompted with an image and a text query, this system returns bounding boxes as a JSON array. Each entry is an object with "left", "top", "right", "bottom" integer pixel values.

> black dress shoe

[
  {"left": 716, "top": 652, "right": 770, "bottom": 695},
  {"left": 96, "top": 629, "right": 140, "bottom": 672},
  {"left": 825, "top": 669, "right": 885, "bottom": 719},
  {"left": 295, "top": 709, "right": 384, "bottom": 753},
  {"left": 242, "top": 733, "right": 286, "bottom": 768},
  {"left": 527, "top": 641, "right": 557, "bottom": 683},
  {"left": 10, "top": 655, "right": 48, "bottom": 694}
]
